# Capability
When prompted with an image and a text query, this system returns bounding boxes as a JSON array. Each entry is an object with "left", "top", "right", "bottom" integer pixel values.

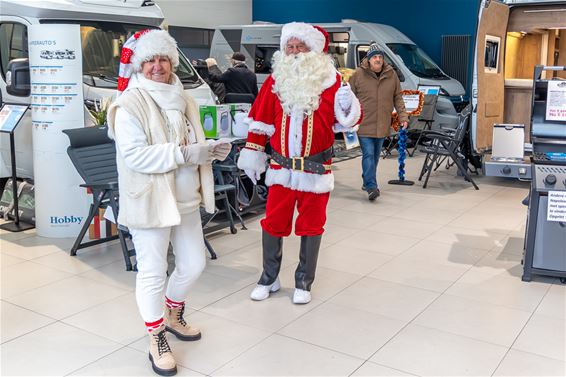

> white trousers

[{"left": 129, "top": 210, "right": 206, "bottom": 323}]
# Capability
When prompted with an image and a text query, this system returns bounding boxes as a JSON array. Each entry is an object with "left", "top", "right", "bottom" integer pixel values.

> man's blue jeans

[{"left": 359, "top": 137, "right": 385, "bottom": 191}]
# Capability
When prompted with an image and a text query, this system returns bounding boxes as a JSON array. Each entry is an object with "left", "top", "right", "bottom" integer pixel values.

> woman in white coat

[{"left": 107, "top": 30, "right": 230, "bottom": 376}]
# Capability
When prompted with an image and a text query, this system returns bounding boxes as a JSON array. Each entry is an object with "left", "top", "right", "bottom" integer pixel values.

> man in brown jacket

[{"left": 349, "top": 44, "right": 408, "bottom": 201}]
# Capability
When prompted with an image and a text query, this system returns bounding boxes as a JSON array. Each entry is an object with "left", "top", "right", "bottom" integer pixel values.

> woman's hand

[
  {"left": 180, "top": 144, "right": 212, "bottom": 165},
  {"left": 211, "top": 143, "right": 231, "bottom": 161}
]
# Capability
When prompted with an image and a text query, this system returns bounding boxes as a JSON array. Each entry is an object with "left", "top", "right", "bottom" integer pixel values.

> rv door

[{"left": 472, "top": 0, "right": 509, "bottom": 152}]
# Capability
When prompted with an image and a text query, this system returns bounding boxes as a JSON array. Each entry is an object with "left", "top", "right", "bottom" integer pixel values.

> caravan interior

[
  {"left": 474, "top": 1, "right": 566, "bottom": 154},
  {"left": 503, "top": 5, "right": 566, "bottom": 139},
  {"left": 473, "top": 0, "right": 566, "bottom": 179}
]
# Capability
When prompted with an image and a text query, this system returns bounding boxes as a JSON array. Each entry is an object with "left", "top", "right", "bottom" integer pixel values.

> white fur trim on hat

[
  {"left": 280, "top": 22, "right": 325, "bottom": 53},
  {"left": 131, "top": 30, "right": 179, "bottom": 72}
]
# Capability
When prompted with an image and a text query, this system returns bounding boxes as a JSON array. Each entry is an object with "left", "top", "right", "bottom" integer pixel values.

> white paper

[
  {"left": 547, "top": 191, "right": 566, "bottom": 222},
  {"left": 103, "top": 206, "right": 116, "bottom": 224},
  {"left": 403, "top": 94, "right": 420, "bottom": 112},
  {"left": 546, "top": 81, "right": 566, "bottom": 121}
]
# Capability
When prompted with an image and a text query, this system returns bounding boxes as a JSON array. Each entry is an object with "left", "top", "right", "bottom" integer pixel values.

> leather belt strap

[{"left": 271, "top": 147, "right": 333, "bottom": 175}]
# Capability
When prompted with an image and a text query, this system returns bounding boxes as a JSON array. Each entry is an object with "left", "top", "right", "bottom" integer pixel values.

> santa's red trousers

[{"left": 260, "top": 185, "right": 330, "bottom": 237}]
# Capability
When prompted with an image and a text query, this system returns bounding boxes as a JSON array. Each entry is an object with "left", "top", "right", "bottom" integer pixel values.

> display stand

[
  {"left": 0, "top": 103, "right": 34, "bottom": 232},
  {"left": 408, "top": 93, "right": 439, "bottom": 157}
]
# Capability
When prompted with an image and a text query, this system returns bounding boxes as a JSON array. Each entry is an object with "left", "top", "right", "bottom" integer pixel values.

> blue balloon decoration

[{"left": 398, "top": 128, "right": 407, "bottom": 181}]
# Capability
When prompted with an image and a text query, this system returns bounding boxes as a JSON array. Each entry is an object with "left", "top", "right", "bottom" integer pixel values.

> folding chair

[
  {"left": 200, "top": 207, "right": 219, "bottom": 259},
  {"left": 62, "top": 126, "right": 136, "bottom": 270},
  {"left": 417, "top": 105, "right": 479, "bottom": 190}
]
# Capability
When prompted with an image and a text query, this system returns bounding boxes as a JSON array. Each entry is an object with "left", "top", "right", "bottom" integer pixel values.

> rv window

[
  {"left": 254, "top": 46, "right": 278, "bottom": 74},
  {"left": 330, "top": 32, "right": 349, "bottom": 43},
  {"left": 484, "top": 35, "right": 500, "bottom": 74},
  {"left": 41, "top": 20, "right": 199, "bottom": 87},
  {"left": 386, "top": 43, "right": 448, "bottom": 79},
  {"left": 0, "top": 23, "right": 28, "bottom": 80}
]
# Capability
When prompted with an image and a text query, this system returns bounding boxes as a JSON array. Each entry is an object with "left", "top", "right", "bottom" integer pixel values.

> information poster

[
  {"left": 546, "top": 81, "right": 566, "bottom": 121},
  {"left": 28, "top": 24, "right": 89, "bottom": 238},
  {"left": 0, "top": 104, "right": 28, "bottom": 133},
  {"left": 402, "top": 94, "right": 421, "bottom": 112},
  {"left": 547, "top": 191, "right": 566, "bottom": 222}
]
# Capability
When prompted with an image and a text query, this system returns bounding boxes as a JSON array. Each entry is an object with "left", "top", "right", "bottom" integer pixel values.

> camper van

[
  {"left": 472, "top": 0, "right": 566, "bottom": 178},
  {"left": 210, "top": 20, "right": 467, "bottom": 129},
  {"left": 0, "top": 0, "right": 216, "bottom": 182}
]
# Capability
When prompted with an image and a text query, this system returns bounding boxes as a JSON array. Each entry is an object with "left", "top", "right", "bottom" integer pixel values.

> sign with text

[
  {"left": 546, "top": 81, "right": 566, "bottom": 122},
  {"left": 28, "top": 24, "right": 88, "bottom": 238},
  {"left": 547, "top": 191, "right": 566, "bottom": 222},
  {"left": 0, "top": 104, "right": 28, "bottom": 133}
]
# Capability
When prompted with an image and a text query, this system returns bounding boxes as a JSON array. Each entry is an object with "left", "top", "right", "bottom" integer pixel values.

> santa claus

[{"left": 237, "top": 22, "right": 362, "bottom": 304}]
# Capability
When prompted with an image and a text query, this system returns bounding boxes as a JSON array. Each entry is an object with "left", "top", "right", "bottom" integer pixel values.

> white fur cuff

[
  {"left": 334, "top": 96, "right": 361, "bottom": 128},
  {"left": 266, "top": 168, "right": 334, "bottom": 193},
  {"left": 237, "top": 148, "right": 268, "bottom": 173},
  {"left": 247, "top": 118, "right": 275, "bottom": 137}
]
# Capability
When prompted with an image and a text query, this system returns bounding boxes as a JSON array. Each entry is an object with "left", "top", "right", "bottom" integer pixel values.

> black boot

[
  {"left": 258, "top": 230, "right": 283, "bottom": 286},
  {"left": 294, "top": 235, "right": 322, "bottom": 291}
]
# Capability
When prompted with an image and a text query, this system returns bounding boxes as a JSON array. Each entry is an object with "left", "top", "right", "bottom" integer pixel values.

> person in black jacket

[
  {"left": 206, "top": 52, "right": 258, "bottom": 101},
  {"left": 193, "top": 59, "right": 226, "bottom": 103}
]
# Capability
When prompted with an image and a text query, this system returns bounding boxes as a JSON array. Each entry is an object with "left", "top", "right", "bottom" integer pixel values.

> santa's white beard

[{"left": 271, "top": 51, "right": 336, "bottom": 115}]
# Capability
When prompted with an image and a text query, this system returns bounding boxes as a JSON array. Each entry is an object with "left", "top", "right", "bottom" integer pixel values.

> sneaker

[
  {"left": 368, "top": 188, "right": 380, "bottom": 201},
  {"left": 292, "top": 288, "right": 312, "bottom": 304},
  {"left": 250, "top": 278, "right": 281, "bottom": 301}
]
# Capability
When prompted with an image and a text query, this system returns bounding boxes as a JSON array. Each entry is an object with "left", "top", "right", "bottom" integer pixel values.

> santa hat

[
  {"left": 280, "top": 22, "right": 329, "bottom": 53},
  {"left": 117, "top": 29, "right": 179, "bottom": 93}
]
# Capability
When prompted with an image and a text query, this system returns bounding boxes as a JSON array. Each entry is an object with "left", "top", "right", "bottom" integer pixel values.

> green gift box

[{"left": 199, "top": 104, "right": 231, "bottom": 139}]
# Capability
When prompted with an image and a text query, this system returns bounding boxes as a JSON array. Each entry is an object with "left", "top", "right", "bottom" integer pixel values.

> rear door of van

[{"left": 471, "top": 0, "right": 509, "bottom": 153}]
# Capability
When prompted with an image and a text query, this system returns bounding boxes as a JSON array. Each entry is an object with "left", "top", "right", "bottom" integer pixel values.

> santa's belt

[{"left": 270, "top": 147, "right": 333, "bottom": 175}]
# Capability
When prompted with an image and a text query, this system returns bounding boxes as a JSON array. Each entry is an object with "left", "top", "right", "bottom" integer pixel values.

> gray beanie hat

[{"left": 366, "top": 43, "right": 384, "bottom": 60}]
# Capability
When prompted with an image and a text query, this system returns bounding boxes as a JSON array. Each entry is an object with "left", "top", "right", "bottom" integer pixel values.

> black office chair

[{"left": 62, "top": 126, "right": 136, "bottom": 270}]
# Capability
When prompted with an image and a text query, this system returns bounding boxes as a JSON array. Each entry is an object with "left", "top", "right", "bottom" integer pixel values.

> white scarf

[{"left": 126, "top": 72, "right": 188, "bottom": 145}]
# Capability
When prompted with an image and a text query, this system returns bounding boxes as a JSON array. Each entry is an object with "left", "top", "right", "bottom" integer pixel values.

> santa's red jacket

[{"left": 237, "top": 73, "right": 362, "bottom": 194}]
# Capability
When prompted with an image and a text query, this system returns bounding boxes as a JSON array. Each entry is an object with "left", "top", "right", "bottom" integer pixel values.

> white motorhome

[
  {"left": 0, "top": 0, "right": 216, "bottom": 182},
  {"left": 472, "top": 0, "right": 566, "bottom": 178},
  {"left": 210, "top": 20, "right": 467, "bottom": 128}
]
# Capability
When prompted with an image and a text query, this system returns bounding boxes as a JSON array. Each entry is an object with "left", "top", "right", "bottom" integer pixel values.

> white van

[
  {"left": 0, "top": 0, "right": 216, "bottom": 182},
  {"left": 210, "top": 20, "right": 467, "bottom": 128},
  {"left": 472, "top": 0, "right": 566, "bottom": 178}
]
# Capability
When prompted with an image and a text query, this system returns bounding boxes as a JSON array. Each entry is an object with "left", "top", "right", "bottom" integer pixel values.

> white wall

[{"left": 155, "top": 0, "right": 252, "bottom": 28}]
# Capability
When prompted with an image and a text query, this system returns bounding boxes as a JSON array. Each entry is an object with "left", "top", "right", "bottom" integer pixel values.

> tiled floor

[{"left": 1, "top": 154, "right": 565, "bottom": 376}]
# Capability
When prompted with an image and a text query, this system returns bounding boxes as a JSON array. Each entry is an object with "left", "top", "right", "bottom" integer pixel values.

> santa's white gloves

[
  {"left": 180, "top": 144, "right": 212, "bottom": 165},
  {"left": 244, "top": 169, "right": 261, "bottom": 185},
  {"left": 336, "top": 84, "right": 354, "bottom": 111}
]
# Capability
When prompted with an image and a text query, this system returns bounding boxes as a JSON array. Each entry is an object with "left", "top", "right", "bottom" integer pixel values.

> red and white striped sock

[
  {"left": 165, "top": 296, "right": 184, "bottom": 309},
  {"left": 145, "top": 318, "right": 164, "bottom": 333}
]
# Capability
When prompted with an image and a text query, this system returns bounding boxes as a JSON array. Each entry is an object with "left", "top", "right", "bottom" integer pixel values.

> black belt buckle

[{"left": 292, "top": 157, "right": 304, "bottom": 171}]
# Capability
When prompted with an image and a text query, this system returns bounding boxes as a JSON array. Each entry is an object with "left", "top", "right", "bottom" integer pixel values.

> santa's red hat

[
  {"left": 280, "top": 22, "right": 329, "bottom": 53},
  {"left": 117, "top": 29, "right": 179, "bottom": 94}
]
